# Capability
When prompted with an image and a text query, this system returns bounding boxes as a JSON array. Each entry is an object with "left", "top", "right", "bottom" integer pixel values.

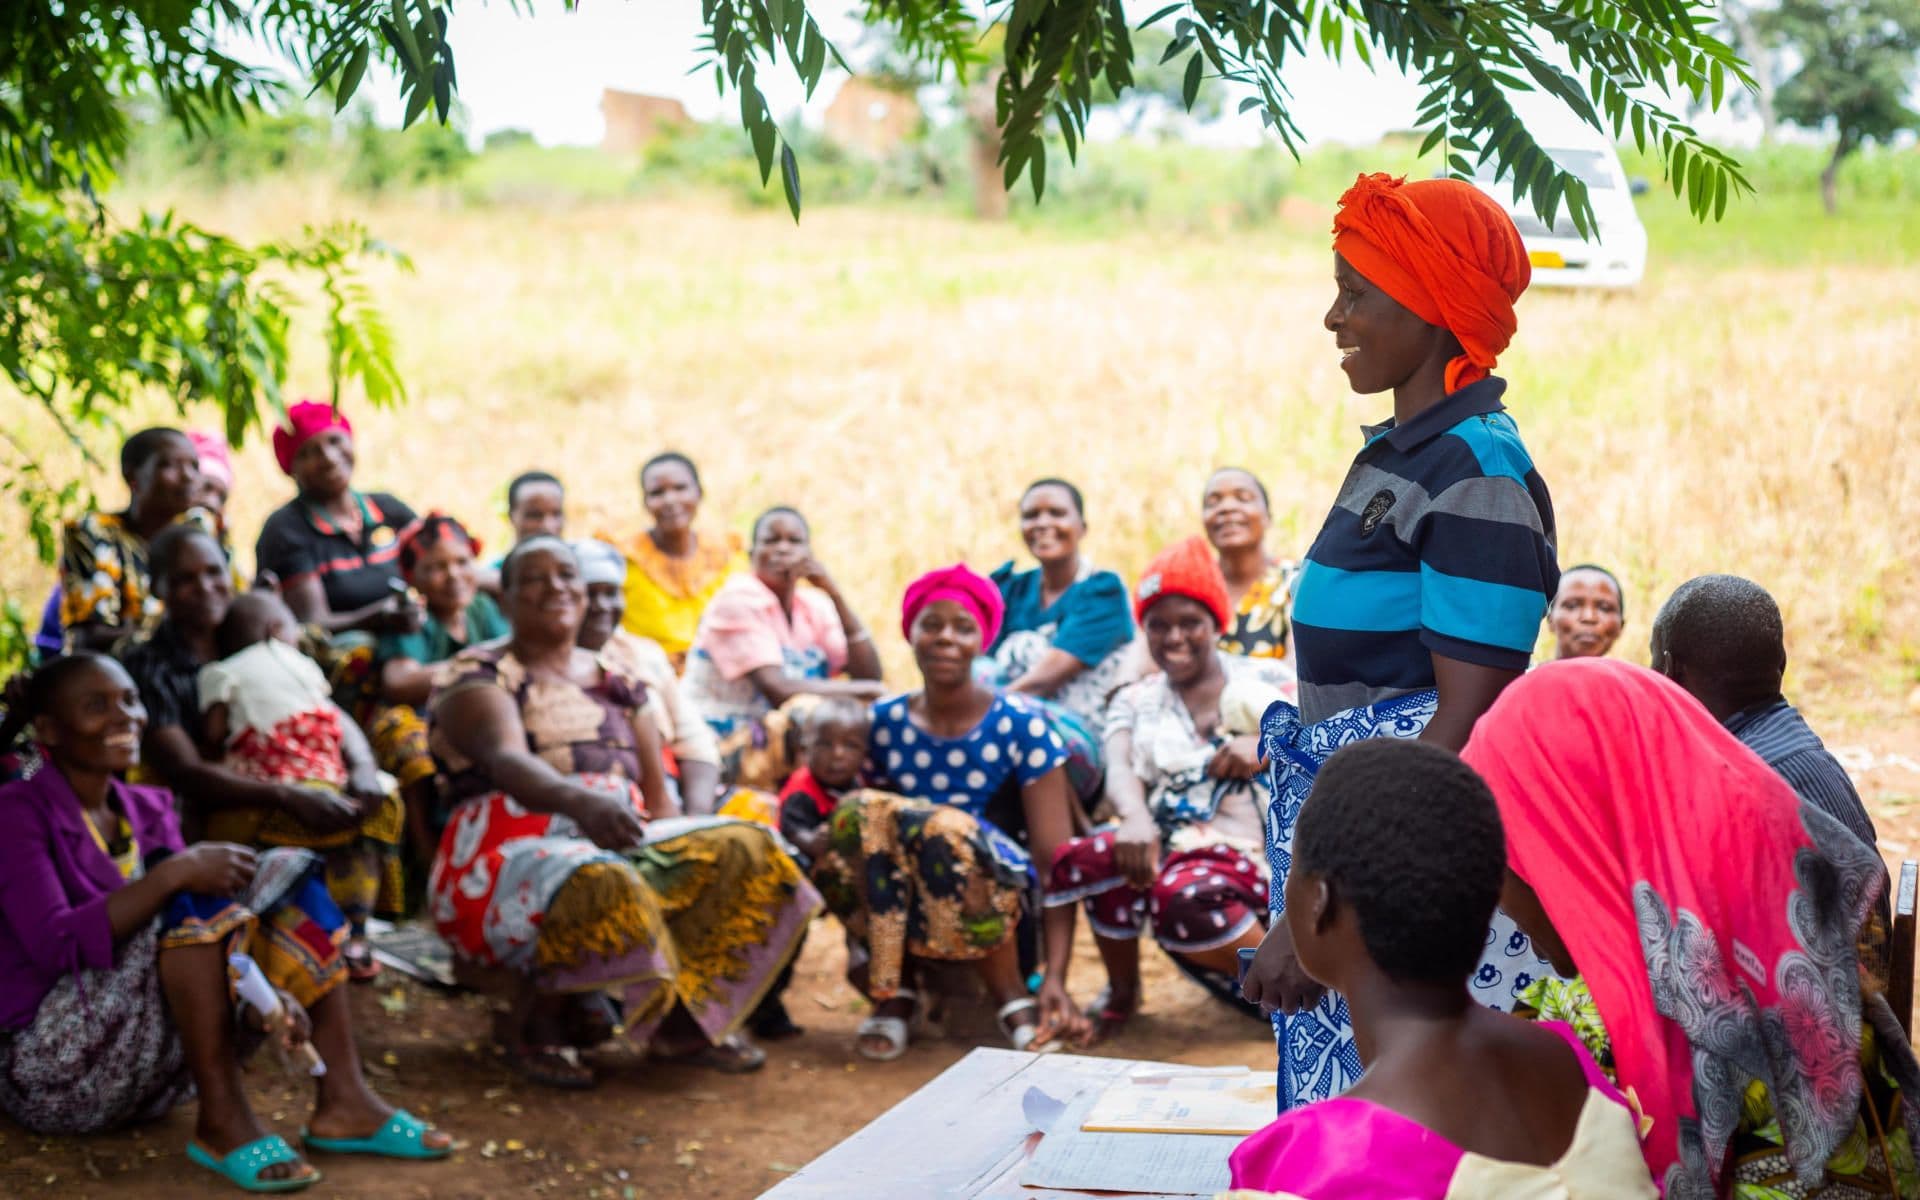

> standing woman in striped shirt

[{"left": 1239, "top": 173, "right": 1562, "bottom": 1111}]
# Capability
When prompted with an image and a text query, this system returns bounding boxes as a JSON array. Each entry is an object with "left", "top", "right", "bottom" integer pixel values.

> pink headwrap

[
  {"left": 272, "top": 400, "right": 352, "bottom": 476},
  {"left": 1461, "top": 658, "right": 1885, "bottom": 1193},
  {"left": 186, "top": 430, "right": 234, "bottom": 492},
  {"left": 902, "top": 564, "right": 1004, "bottom": 647}
]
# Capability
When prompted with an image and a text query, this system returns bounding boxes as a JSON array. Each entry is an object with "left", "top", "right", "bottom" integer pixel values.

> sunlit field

[{"left": 6, "top": 148, "right": 1919, "bottom": 737}]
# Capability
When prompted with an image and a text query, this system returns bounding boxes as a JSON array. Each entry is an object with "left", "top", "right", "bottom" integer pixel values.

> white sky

[
  {"left": 356, "top": 4, "right": 1428, "bottom": 147},
  {"left": 331, "top": 3, "right": 1764, "bottom": 150}
]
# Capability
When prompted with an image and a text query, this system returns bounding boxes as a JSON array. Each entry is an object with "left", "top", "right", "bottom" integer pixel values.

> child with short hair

[
  {"left": 198, "top": 592, "right": 406, "bottom": 979},
  {"left": 1230, "top": 737, "right": 1656, "bottom": 1198},
  {"left": 776, "top": 696, "right": 870, "bottom": 866}
]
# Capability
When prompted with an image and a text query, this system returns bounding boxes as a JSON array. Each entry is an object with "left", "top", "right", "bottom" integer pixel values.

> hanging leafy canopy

[{"left": 300, "top": 0, "right": 1754, "bottom": 231}]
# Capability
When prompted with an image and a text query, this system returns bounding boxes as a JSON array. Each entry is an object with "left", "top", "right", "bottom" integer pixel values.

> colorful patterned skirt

[
  {"left": 428, "top": 778, "right": 820, "bottom": 1044},
  {"left": 1045, "top": 833, "right": 1267, "bottom": 950},
  {"left": 810, "top": 791, "right": 1027, "bottom": 1001},
  {"left": 204, "top": 783, "right": 407, "bottom": 931},
  {"left": 368, "top": 703, "right": 436, "bottom": 792},
  {"left": 0, "top": 848, "right": 345, "bottom": 1135},
  {"left": 1260, "top": 692, "right": 1560, "bottom": 1110}
]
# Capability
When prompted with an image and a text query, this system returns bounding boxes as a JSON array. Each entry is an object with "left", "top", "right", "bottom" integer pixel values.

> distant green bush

[{"left": 125, "top": 104, "right": 472, "bottom": 193}]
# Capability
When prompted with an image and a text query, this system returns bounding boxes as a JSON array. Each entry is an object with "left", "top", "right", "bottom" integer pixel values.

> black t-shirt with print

[{"left": 255, "top": 491, "right": 419, "bottom": 614}]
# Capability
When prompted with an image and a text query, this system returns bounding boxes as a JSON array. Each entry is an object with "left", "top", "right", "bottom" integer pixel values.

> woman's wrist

[{"left": 148, "top": 855, "right": 186, "bottom": 895}]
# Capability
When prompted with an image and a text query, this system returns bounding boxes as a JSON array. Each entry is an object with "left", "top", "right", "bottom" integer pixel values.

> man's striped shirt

[
  {"left": 1291, "top": 377, "right": 1559, "bottom": 724},
  {"left": 1724, "top": 698, "right": 1878, "bottom": 851}
]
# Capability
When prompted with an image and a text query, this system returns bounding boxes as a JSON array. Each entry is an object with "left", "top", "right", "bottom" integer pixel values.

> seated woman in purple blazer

[{"left": 0, "top": 653, "right": 452, "bottom": 1193}]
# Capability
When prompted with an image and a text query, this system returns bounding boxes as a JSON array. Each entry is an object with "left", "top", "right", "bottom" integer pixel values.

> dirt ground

[
  {"left": 7, "top": 717, "right": 1918, "bottom": 1200},
  {"left": 0, "top": 889, "right": 1268, "bottom": 1200}
]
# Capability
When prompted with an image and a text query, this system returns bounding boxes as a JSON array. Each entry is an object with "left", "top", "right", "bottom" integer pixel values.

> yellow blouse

[
  {"left": 616, "top": 528, "right": 744, "bottom": 665},
  {"left": 82, "top": 809, "right": 142, "bottom": 881}
]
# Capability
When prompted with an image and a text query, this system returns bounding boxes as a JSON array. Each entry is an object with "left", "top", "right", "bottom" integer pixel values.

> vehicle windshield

[{"left": 1474, "top": 148, "right": 1616, "bottom": 190}]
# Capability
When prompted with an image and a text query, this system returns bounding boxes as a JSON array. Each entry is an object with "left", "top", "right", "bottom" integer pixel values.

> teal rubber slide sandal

[
  {"left": 185, "top": 1135, "right": 320, "bottom": 1193},
  {"left": 302, "top": 1109, "right": 450, "bottom": 1160}
]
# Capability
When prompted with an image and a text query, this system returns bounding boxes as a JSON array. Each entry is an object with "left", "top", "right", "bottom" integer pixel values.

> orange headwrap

[{"left": 1331, "top": 173, "right": 1531, "bottom": 394}]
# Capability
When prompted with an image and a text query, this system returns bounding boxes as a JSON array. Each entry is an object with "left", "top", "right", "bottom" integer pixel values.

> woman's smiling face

[
  {"left": 505, "top": 543, "right": 585, "bottom": 641},
  {"left": 1323, "top": 252, "right": 1451, "bottom": 396},
  {"left": 911, "top": 599, "right": 983, "bottom": 688},
  {"left": 1019, "top": 484, "right": 1083, "bottom": 567},
  {"left": 1142, "top": 595, "right": 1218, "bottom": 686},
  {"left": 35, "top": 656, "right": 149, "bottom": 776},
  {"left": 643, "top": 460, "right": 702, "bottom": 536},
  {"left": 291, "top": 427, "right": 355, "bottom": 499},
  {"left": 1201, "top": 469, "right": 1269, "bottom": 554}
]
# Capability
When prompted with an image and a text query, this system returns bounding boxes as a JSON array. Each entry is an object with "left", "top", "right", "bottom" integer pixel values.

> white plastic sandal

[
  {"left": 996, "top": 997, "right": 1058, "bottom": 1054},
  {"left": 855, "top": 989, "right": 918, "bottom": 1062}
]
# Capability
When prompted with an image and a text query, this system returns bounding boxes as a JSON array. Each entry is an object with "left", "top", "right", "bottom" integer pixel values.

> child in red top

[{"left": 776, "top": 697, "right": 870, "bottom": 868}]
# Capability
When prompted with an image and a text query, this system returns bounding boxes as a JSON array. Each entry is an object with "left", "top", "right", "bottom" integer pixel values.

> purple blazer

[{"left": 0, "top": 764, "right": 184, "bottom": 1029}]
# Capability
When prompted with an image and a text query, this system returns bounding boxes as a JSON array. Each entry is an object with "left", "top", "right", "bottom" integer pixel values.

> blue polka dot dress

[{"left": 867, "top": 692, "right": 1069, "bottom": 876}]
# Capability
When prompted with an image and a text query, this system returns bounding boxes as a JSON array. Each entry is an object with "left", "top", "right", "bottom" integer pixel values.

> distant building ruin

[
  {"left": 823, "top": 78, "right": 922, "bottom": 157},
  {"left": 600, "top": 89, "right": 693, "bottom": 152}
]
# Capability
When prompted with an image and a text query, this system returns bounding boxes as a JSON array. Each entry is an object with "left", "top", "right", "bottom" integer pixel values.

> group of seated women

[{"left": 3, "top": 391, "right": 1910, "bottom": 1199}]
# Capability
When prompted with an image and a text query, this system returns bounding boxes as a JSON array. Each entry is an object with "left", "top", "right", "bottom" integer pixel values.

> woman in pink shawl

[{"left": 1461, "top": 658, "right": 1920, "bottom": 1197}]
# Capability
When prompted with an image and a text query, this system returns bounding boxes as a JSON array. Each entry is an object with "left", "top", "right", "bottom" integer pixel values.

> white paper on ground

[{"left": 1018, "top": 1090, "right": 1235, "bottom": 1195}]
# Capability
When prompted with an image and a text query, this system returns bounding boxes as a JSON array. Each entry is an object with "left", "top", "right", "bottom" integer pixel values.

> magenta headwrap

[
  {"left": 186, "top": 430, "right": 234, "bottom": 491},
  {"left": 272, "top": 400, "right": 352, "bottom": 476},
  {"left": 902, "top": 564, "right": 1004, "bottom": 646}
]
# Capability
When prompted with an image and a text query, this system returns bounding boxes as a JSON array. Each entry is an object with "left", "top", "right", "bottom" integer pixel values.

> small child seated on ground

[
  {"left": 198, "top": 592, "right": 404, "bottom": 978},
  {"left": 775, "top": 696, "right": 870, "bottom": 868},
  {"left": 1229, "top": 738, "right": 1656, "bottom": 1198}
]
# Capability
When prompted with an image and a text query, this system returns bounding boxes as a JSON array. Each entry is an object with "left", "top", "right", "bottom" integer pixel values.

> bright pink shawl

[{"left": 1461, "top": 658, "right": 1880, "bottom": 1193}]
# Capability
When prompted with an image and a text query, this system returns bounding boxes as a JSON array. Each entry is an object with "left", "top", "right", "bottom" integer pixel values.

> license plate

[{"left": 1529, "top": 250, "right": 1566, "bottom": 269}]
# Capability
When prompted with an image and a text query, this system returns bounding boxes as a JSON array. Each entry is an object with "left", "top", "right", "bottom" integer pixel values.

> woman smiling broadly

[
  {"left": 1202, "top": 468, "right": 1299, "bottom": 665},
  {"left": 988, "top": 479, "right": 1135, "bottom": 738},
  {"left": 1240, "top": 173, "right": 1561, "bottom": 1112},
  {"left": 428, "top": 537, "right": 818, "bottom": 1087},
  {"left": 617, "top": 453, "right": 743, "bottom": 669},
  {"left": 0, "top": 653, "right": 450, "bottom": 1190},
  {"left": 1045, "top": 539, "right": 1291, "bottom": 1035}
]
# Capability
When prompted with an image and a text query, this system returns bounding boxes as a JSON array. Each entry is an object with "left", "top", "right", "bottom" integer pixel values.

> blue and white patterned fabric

[{"left": 1258, "top": 689, "right": 1558, "bottom": 1111}]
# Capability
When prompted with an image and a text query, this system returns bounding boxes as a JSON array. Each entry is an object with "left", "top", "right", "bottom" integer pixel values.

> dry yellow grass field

[{"left": 6, "top": 181, "right": 1918, "bottom": 734}]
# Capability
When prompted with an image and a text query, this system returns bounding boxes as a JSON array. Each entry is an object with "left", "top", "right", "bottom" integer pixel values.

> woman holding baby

[{"left": 117, "top": 524, "right": 407, "bottom": 982}]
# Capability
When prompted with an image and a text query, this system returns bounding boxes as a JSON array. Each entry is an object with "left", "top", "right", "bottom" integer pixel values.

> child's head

[
  {"left": 801, "top": 697, "right": 871, "bottom": 791},
  {"left": 507, "top": 471, "right": 565, "bottom": 544},
  {"left": 1285, "top": 738, "right": 1505, "bottom": 994},
  {"left": 216, "top": 592, "right": 302, "bottom": 660}
]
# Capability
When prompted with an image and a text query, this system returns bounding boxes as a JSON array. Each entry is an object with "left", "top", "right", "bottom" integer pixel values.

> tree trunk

[
  {"left": 965, "top": 69, "right": 1010, "bottom": 222},
  {"left": 1821, "top": 137, "right": 1848, "bottom": 216}
]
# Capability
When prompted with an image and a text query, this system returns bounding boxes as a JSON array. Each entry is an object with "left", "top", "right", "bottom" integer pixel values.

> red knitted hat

[{"left": 1134, "top": 536, "right": 1232, "bottom": 630}]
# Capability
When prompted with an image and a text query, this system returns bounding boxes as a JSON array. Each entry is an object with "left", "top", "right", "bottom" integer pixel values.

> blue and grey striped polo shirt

[{"left": 1291, "top": 377, "right": 1558, "bottom": 723}]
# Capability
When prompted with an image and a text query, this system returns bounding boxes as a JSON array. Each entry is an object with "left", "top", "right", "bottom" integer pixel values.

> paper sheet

[
  {"left": 1018, "top": 1090, "right": 1236, "bottom": 1195},
  {"left": 1081, "top": 1072, "right": 1275, "bottom": 1135}
]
